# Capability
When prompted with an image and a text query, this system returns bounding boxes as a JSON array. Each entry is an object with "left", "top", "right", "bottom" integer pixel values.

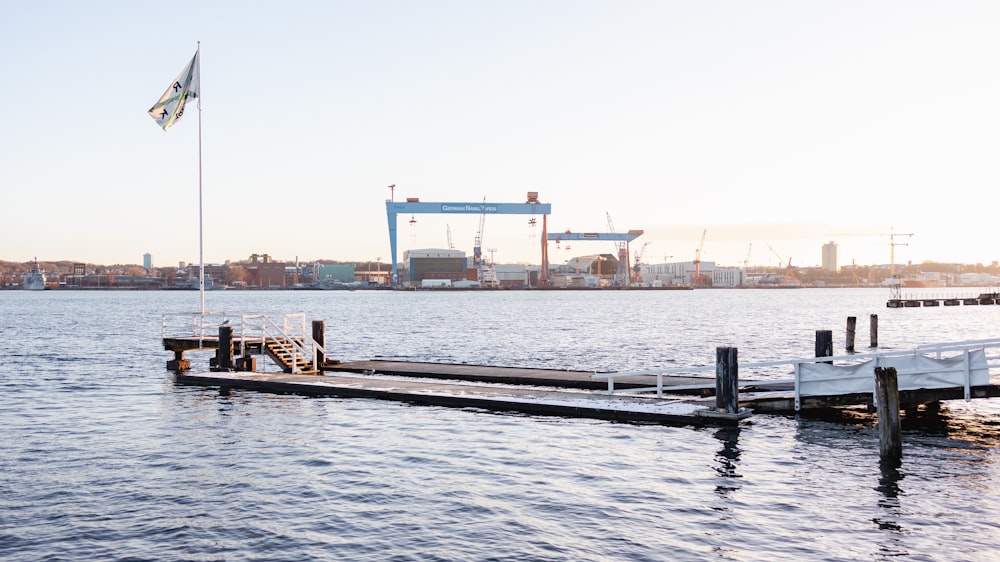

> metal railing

[
  {"left": 244, "top": 313, "right": 317, "bottom": 374},
  {"left": 161, "top": 311, "right": 231, "bottom": 346},
  {"left": 162, "top": 311, "right": 327, "bottom": 374},
  {"left": 593, "top": 338, "right": 1000, "bottom": 410}
]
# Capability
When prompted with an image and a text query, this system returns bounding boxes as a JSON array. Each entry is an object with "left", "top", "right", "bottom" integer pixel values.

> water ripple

[{"left": 1, "top": 290, "right": 998, "bottom": 561}]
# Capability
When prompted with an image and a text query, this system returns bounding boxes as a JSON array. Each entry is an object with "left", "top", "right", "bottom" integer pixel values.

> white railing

[
  {"left": 161, "top": 311, "right": 231, "bottom": 344},
  {"left": 245, "top": 313, "right": 316, "bottom": 374},
  {"left": 162, "top": 312, "right": 327, "bottom": 374},
  {"left": 593, "top": 338, "right": 1000, "bottom": 411}
]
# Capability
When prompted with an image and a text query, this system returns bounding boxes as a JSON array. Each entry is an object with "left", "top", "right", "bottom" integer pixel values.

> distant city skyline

[
  {"left": 5, "top": 240, "right": 997, "bottom": 272},
  {"left": 4, "top": 3, "right": 1000, "bottom": 268}
]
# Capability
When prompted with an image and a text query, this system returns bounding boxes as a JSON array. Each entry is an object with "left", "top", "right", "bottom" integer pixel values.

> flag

[{"left": 148, "top": 50, "right": 200, "bottom": 131}]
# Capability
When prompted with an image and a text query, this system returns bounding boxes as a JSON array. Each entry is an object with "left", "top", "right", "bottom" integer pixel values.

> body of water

[{"left": 1, "top": 288, "right": 998, "bottom": 561}]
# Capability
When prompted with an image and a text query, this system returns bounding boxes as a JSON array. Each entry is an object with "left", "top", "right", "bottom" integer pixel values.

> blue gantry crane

[
  {"left": 385, "top": 192, "right": 551, "bottom": 286},
  {"left": 545, "top": 229, "right": 644, "bottom": 286}
]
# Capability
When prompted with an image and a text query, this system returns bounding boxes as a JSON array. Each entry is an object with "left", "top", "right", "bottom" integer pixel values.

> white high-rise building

[{"left": 822, "top": 241, "right": 838, "bottom": 272}]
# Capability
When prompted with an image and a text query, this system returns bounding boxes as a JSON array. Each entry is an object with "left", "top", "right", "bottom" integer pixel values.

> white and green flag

[{"left": 148, "top": 50, "right": 200, "bottom": 131}]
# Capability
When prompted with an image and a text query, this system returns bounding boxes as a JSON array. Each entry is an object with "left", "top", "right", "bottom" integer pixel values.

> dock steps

[
  {"left": 264, "top": 337, "right": 318, "bottom": 374},
  {"left": 162, "top": 312, "right": 326, "bottom": 376}
]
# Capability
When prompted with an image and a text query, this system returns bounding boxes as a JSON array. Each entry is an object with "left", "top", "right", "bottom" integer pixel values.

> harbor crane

[
  {"left": 473, "top": 198, "right": 487, "bottom": 267},
  {"left": 884, "top": 228, "right": 914, "bottom": 300},
  {"left": 384, "top": 192, "right": 551, "bottom": 286},
  {"left": 768, "top": 245, "right": 797, "bottom": 285},
  {"left": 632, "top": 242, "right": 651, "bottom": 284},
  {"left": 693, "top": 229, "right": 707, "bottom": 286},
  {"left": 606, "top": 212, "right": 631, "bottom": 286},
  {"left": 473, "top": 198, "right": 499, "bottom": 288}
]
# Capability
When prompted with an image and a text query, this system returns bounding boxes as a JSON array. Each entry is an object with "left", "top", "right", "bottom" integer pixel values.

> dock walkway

[
  {"left": 162, "top": 312, "right": 1000, "bottom": 427},
  {"left": 328, "top": 360, "right": 721, "bottom": 392},
  {"left": 887, "top": 291, "right": 1000, "bottom": 308},
  {"left": 175, "top": 370, "right": 724, "bottom": 426}
]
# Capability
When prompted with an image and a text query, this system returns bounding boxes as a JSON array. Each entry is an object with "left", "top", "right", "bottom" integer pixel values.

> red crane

[{"left": 631, "top": 242, "right": 651, "bottom": 284}]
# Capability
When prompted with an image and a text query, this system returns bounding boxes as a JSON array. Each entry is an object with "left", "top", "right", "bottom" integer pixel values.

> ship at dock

[
  {"left": 902, "top": 278, "right": 947, "bottom": 288},
  {"left": 22, "top": 258, "right": 47, "bottom": 290}
]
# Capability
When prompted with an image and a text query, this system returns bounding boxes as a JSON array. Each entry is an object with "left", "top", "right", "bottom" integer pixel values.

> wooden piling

[
  {"left": 715, "top": 347, "right": 739, "bottom": 414},
  {"left": 870, "top": 314, "right": 879, "bottom": 348},
  {"left": 874, "top": 366, "right": 902, "bottom": 460},
  {"left": 167, "top": 350, "right": 190, "bottom": 374},
  {"left": 846, "top": 316, "right": 857, "bottom": 353},
  {"left": 312, "top": 320, "right": 326, "bottom": 366},
  {"left": 815, "top": 330, "right": 833, "bottom": 363}
]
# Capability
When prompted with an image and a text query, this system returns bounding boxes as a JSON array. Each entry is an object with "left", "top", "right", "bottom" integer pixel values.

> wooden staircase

[{"left": 264, "top": 337, "right": 318, "bottom": 374}]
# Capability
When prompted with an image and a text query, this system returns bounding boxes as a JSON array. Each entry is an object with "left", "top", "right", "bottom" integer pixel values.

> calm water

[{"left": 1, "top": 288, "right": 998, "bottom": 561}]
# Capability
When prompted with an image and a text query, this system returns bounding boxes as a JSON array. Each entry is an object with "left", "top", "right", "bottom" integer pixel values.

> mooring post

[
  {"left": 870, "top": 314, "right": 879, "bottom": 348},
  {"left": 874, "top": 366, "right": 902, "bottom": 460},
  {"left": 312, "top": 320, "right": 326, "bottom": 367},
  {"left": 216, "top": 324, "right": 234, "bottom": 372},
  {"left": 715, "top": 346, "right": 739, "bottom": 414},
  {"left": 815, "top": 330, "right": 833, "bottom": 363},
  {"left": 846, "top": 316, "right": 857, "bottom": 353}
]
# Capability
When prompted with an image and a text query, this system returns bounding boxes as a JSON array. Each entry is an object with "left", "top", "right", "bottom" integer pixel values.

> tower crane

[
  {"left": 473, "top": 198, "right": 498, "bottom": 287},
  {"left": 473, "top": 198, "right": 486, "bottom": 266},
  {"left": 884, "top": 227, "right": 914, "bottom": 300},
  {"left": 606, "top": 212, "right": 630, "bottom": 286},
  {"left": 446, "top": 225, "right": 455, "bottom": 250},
  {"left": 693, "top": 229, "right": 707, "bottom": 286},
  {"left": 742, "top": 243, "right": 753, "bottom": 286}
]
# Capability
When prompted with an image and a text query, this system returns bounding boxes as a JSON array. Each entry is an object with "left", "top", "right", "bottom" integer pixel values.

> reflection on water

[
  {"left": 713, "top": 427, "right": 743, "bottom": 495},
  {"left": 873, "top": 456, "right": 907, "bottom": 560}
]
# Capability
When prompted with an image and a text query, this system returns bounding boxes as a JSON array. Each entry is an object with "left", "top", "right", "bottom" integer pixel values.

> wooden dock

[
  {"left": 162, "top": 312, "right": 1000, "bottom": 428},
  {"left": 327, "top": 360, "right": 723, "bottom": 392},
  {"left": 174, "top": 370, "right": 732, "bottom": 426},
  {"left": 173, "top": 360, "right": 999, "bottom": 422},
  {"left": 163, "top": 324, "right": 754, "bottom": 426}
]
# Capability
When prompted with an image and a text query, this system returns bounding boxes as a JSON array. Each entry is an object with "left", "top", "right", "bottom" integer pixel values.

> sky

[{"left": 4, "top": 1, "right": 1000, "bottom": 270}]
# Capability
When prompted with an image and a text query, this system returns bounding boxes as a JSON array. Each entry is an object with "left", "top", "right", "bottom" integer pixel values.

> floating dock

[
  {"left": 328, "top": 360, "right": 717, "bottom": 391},
  {"left": 163, "top": 312, "right": 1000, "bottom": 428},
  {"left": 887, "top": 292, "right": 1000, "bottom": 308},
  {"left": 173, "top": 357, "right": 1000, "bottom": 422},
  {"left": 175, "top": 369, "right": 732, "bottom": 426}
]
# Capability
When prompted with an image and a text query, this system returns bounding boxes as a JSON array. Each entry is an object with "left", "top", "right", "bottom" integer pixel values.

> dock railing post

[
  {"left": 874, "top": 366, "right": 902, "bottom": 461},
  {"left": 846, "top": 316, "right": 857, "bottom": 353},
  {"left": 312, "top": 320, "right": 326, "bottom": 368},
  {"left": 715, "top": 347, "right": 739, "bottom": 414},
  {"left": 815, "top": 330, "right": 833, "bottom": 364},
  {"left": 870, "top": 314, "right": 879, "bottom": 348},
  {"left": 216, "top": 324, "right": 234, "bottom": 372}
]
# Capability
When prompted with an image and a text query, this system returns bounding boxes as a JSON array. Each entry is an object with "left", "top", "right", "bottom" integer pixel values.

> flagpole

[{"left": 196, "top": 41, "right": 205, "bottom": 315}]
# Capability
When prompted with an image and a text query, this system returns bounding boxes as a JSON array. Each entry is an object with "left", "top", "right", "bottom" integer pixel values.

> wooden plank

[
  {"left": 329, "top": 360, "right": 720, "bottom": 392},
  {"left": 163, "top": 335, "right": 263, "bottom": 352}
]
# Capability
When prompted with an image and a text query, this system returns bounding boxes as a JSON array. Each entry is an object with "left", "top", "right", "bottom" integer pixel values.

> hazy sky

[{"left": 4, "top": 1, "right": 999, "bottom": 269}]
